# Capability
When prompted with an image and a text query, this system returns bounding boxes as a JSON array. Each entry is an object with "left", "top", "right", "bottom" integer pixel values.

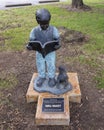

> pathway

[{"left": 0, "top": 0, "right": 67, "bottom": 10}]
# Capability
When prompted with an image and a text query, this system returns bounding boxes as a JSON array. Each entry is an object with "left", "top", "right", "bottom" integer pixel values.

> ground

[{"left": 0, "top": 27, "right": 104, "bottom": 130}]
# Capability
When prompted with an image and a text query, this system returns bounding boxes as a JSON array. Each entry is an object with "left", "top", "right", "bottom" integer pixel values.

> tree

[{"left": 71, "top": 0, "right": 91, "bottom": 10}]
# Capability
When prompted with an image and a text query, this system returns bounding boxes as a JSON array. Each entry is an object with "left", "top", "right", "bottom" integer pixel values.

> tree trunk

[
  {"left": 71, "top": 0, "right": 91, "bottom": 10},
  {"left": 72, "top": 0, "right": 84, "bottom": 8}
]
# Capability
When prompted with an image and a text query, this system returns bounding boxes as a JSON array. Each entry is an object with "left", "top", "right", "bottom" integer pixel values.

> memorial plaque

[{"left": 42, "top": 98, "right": 64, "bottom": 112}]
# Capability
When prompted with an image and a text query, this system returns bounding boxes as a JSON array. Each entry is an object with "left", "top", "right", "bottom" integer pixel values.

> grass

[
  {"left": 0, "top": 72, "right": 17, "bottom": 89},
  {"left": 0, "top": 0, "right": 104, "bottom": 88},
  {"left": 0, "top": 72, "right": 17, "bottom": 105},
  {"left": 94, "top": 70, "right": 104, "bottom": 89}
]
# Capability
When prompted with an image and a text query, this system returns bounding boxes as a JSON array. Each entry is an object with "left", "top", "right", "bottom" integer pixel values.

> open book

[{"left": 27, "top": 40, "right": 60, "bottom": 57}]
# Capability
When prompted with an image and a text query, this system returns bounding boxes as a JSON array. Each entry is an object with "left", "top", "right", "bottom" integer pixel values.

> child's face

[{"left": 40, "top": 21, "right": 49, "bottom": 30}]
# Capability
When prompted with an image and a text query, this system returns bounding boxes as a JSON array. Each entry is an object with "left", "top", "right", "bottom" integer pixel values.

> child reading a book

[{"left": 27, "top": 8, "right": 61, "bottom": 87}]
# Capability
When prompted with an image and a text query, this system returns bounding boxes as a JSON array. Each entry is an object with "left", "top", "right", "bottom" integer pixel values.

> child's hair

[{"left": 35, "top": 8, "right": 51, "bottom": 24}]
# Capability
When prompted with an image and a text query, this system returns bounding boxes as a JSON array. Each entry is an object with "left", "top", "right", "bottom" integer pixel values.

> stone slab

[
  {"left": 35, "top": 95, "right": 70, "bottom": 125},
  {"left": 26, "top": 73, "right": 81, "bottom": 103},
  {"left": 39, "top": 0, "right": 59, "bottom": 3},
  {"left": 5, "top": 3, "right": 31, "bottom": 7}
]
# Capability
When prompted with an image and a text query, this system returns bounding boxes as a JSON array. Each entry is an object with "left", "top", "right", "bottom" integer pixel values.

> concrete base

[
  {"left": 26, "top": 73, "right": 81, "bottom": 103},
  {"left": 39, "top": 0, "right": 59, "bottom": 3},
  {"left": 35, "top": 95, "right": 70, "bottom": 125},
  {"left": 26, "top": 73, "right": 81, "bottom": 126}
]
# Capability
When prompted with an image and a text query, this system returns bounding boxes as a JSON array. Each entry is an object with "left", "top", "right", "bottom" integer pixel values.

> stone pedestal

[
  {"left": 35, "top": 95, "right": 70, "bottom": 125},
  {"left": 26, "top": 73, "right": 81, "bottom": 125}
]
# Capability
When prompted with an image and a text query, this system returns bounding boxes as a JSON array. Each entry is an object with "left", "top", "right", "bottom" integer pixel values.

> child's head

[{"left": 35, "top": 8, "right": 51, "bottom": 30}]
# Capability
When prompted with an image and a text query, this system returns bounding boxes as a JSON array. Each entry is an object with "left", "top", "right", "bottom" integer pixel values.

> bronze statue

[
  {"left": 26, "top": 8, "right": 72, "bottom": 95},
  {"left": 27, "top": 8, "right": 61, "bottom": 88},
  {"left": 57, "top": 66, "right": 69, "bottom": 89}
]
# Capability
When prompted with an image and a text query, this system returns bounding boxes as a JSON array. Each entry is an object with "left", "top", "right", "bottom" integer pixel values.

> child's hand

[
  {"left": 26, "top": 44, "right": 33, "bottom": 50},
  {"left": 54, "top": 44, "right": 61, "bottom": 50}
]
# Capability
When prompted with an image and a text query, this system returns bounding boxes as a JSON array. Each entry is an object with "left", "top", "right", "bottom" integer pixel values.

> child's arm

[
  {"left": 26, "top": 28, "right": 37, "bottom": 50},
  {"left": 29, "top": 28, "right": 37, "bottom": 41},
  {"left": 53, "top": 26, "right": 60, "bottom": 40},
  {"left": 53, "top": 27, "right": 61, "bottom": 49}
]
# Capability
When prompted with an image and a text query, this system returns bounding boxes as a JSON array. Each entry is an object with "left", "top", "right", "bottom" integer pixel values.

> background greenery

[{"left": 0, "top": 0, "right": 104, "bottom": 88}]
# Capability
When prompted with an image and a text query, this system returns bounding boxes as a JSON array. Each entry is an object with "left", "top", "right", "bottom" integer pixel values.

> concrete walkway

[
  {"left": 0, "top": 0, "right": 39, "bottom": 10},
  {"left": 0, "top": 0, "right": 66, "bottom": 10}
]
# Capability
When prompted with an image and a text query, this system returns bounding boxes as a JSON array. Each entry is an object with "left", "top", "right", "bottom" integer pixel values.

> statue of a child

[{"left": 27, "top": 8, "right": 61, "bottom": 88}]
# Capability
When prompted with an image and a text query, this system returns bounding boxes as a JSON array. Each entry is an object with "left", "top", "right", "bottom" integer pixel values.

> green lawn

[{"left": 0, "top": 0, "right": 104, "bottom": 88}]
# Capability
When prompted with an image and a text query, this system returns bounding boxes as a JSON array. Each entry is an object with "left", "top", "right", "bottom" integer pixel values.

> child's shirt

[{"left": 29, "top": 25, "right": 60, "bottom": 45}]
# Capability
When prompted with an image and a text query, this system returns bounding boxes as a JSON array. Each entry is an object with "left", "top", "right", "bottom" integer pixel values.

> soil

[
  {"left": 0, "top": 27, "right": 104, "bottom": 130},
  {"left": 59, "top": 4, "right": 91, "bottom": 12}
]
